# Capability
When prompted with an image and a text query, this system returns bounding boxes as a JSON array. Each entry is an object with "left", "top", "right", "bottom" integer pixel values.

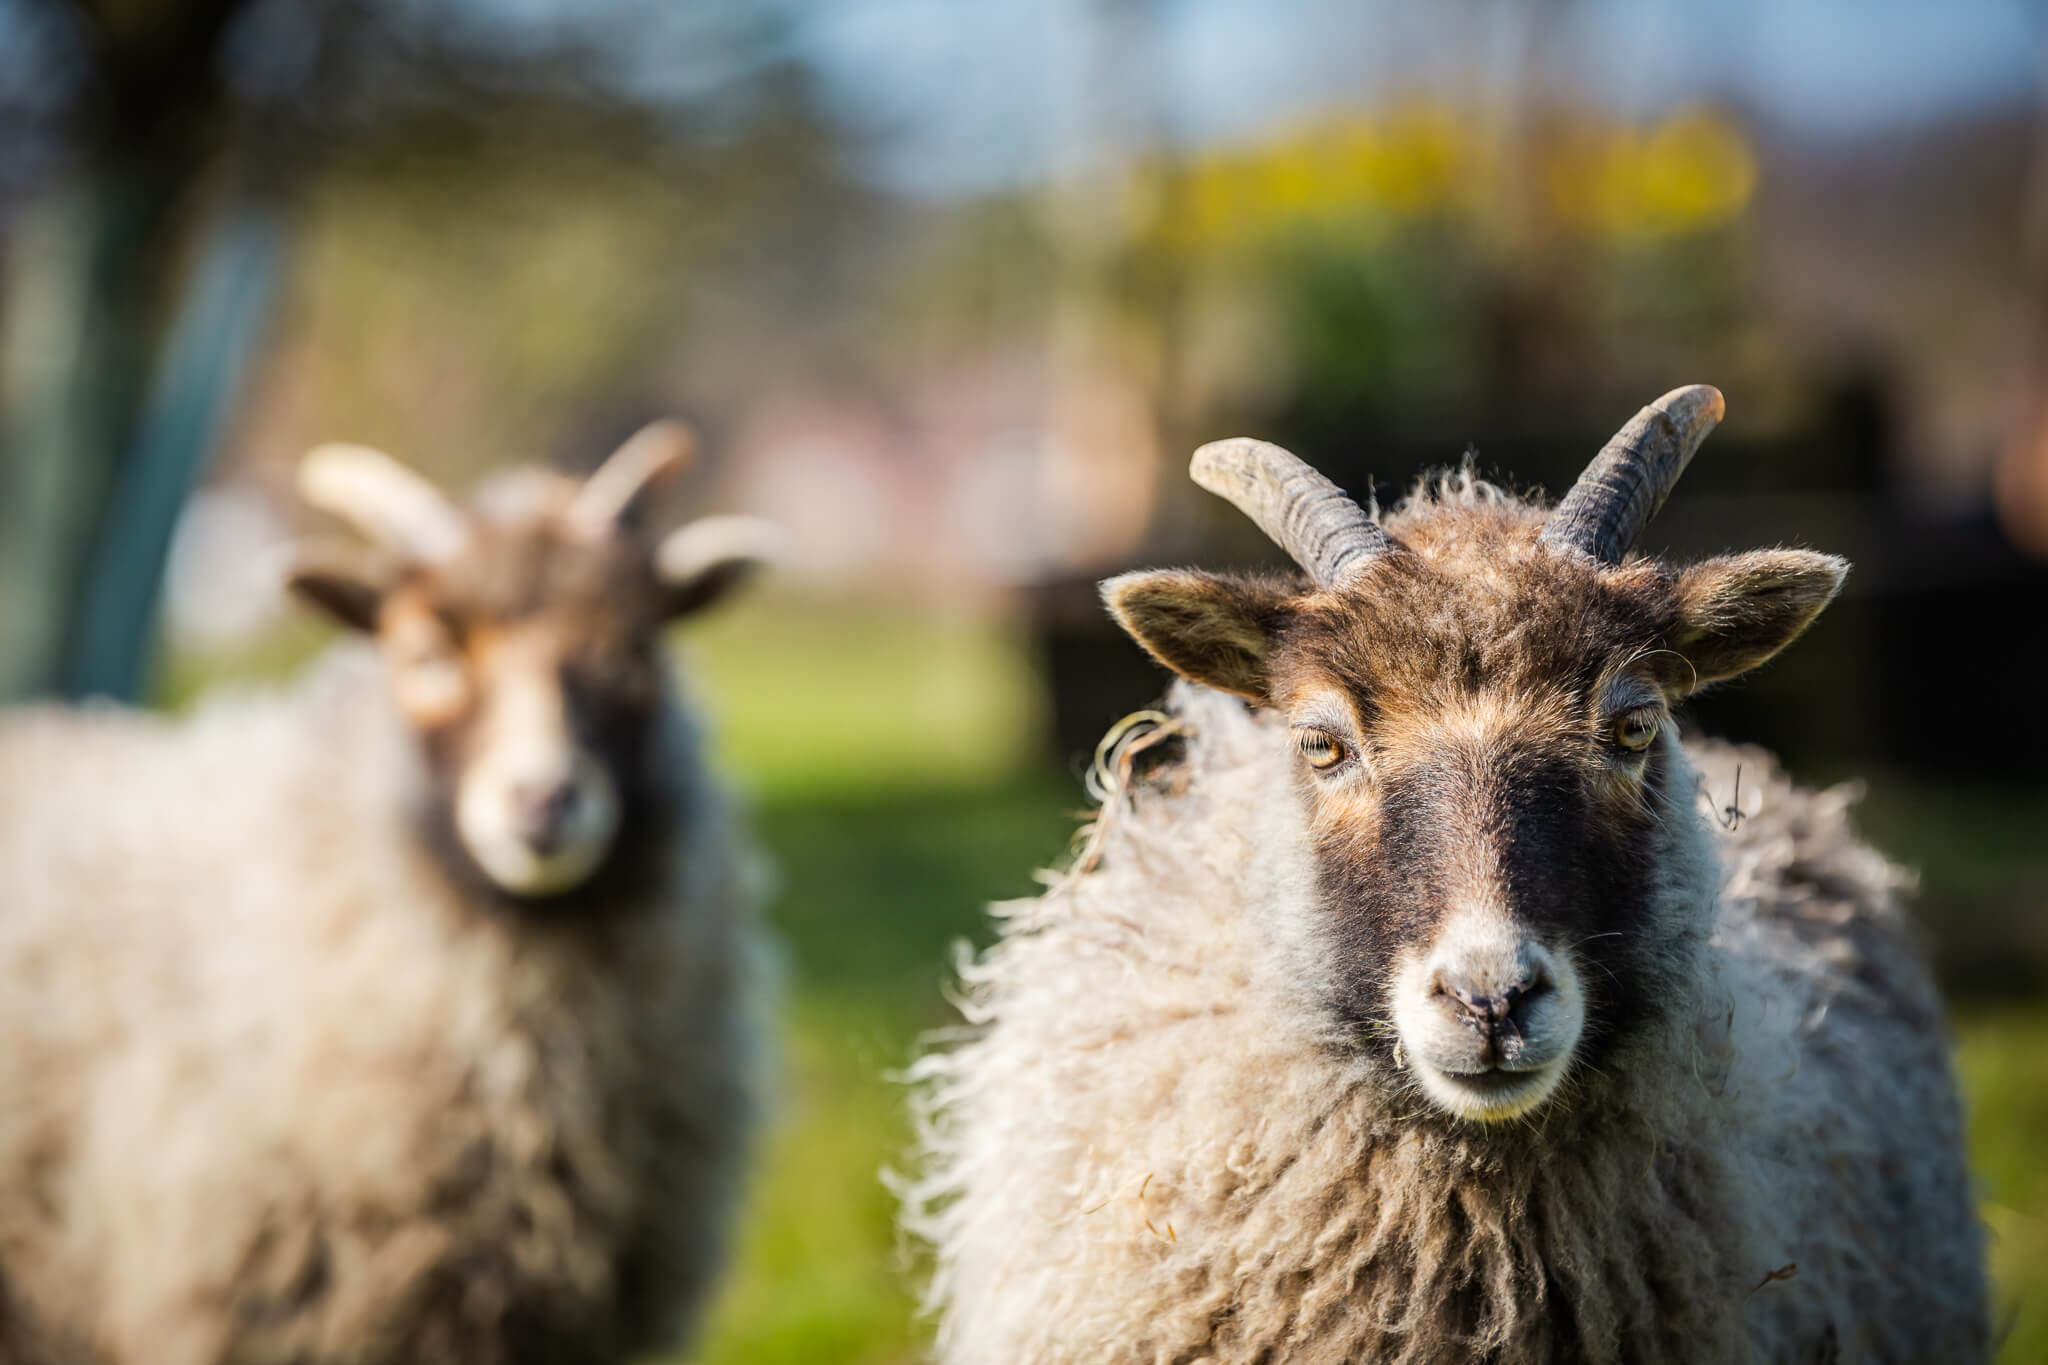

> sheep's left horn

[
  {"left": 1190, "top": 437, "right": 1393, "bottom": 587},
  {"left": 566, "top": 419, "right": 695, "bottom": 539},
  {"left": 298, "top": 443, "right": 468, "bottom": 562},
  {"left": 1539, "top": 385, "right": 1724, "bottom": 566}
]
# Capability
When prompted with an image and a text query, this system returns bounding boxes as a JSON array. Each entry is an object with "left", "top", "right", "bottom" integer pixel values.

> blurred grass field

[
  {"left": 675, "top": 601, "right": 1071, "bottom": 1365},
  {"left": 167, "top": 600, "right": 2048, "bottom": 1363}
]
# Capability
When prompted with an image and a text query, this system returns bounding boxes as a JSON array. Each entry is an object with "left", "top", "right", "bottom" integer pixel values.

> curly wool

[
  {"left": 0, "top": 648, "right": 763, "bottom": 1365},
  {"left": 903, "top": 685, "right": 1985, "bottom": 1364}
]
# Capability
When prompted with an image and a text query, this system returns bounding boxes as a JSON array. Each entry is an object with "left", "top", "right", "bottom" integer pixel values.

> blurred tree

[
  {"left": 0, "top": 0, "right": 279, "bottom": 701},
  {"left": 1040, "top": 0, "right": 1173, "bottom": 574},
  {"left": 0, "top": 0, "right": 837, "bottom": 702}
]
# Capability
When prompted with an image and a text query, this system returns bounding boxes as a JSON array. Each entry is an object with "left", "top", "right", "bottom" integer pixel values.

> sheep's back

[{"left": 1691, "top": 739, "right": 1988, "bottom": 1361}]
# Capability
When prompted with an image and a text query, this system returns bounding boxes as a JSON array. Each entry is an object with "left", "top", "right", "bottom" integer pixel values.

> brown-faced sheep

[
  {"left": 902, "top": 387, "right": 1988, "bottom": 1364},
  {"left": 0, "top": 425, "right": 777, "bottom": 1364}
]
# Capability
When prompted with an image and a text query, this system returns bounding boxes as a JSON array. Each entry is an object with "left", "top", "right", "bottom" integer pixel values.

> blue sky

[
  {"left": 797, "top": 0, "right": 2046, "bottom": 193},
  {"left": 2, "top": 0, "right": 2034, "bottom": 195}
]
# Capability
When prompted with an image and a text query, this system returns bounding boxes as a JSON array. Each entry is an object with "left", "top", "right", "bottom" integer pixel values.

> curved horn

[
  {"left": 566, "top": 419, "right": 695, "bottom": 539},
  {"left": 297, "top": 443, "right": 468, "bottom": 562},
  {"left": 1539, "top": 385, "right": 1724, "bottom": 565},
  {"left": 1190, "top": 437, "right": 1393, "bottom": 586}
]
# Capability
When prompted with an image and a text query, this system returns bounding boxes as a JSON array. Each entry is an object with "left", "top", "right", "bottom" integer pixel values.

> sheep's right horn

[
  {"left": 566, "top": 419, "right": 695, "bottom": 539},
  {"left": 1539, "top": 385, "right": 1724, "bottom": 566},
  {"left": 1190, "top": 437, "right": 1393, "bottom": 587},
  {"left": 298, "top": 444, "right": 468, "bottom": 562}
]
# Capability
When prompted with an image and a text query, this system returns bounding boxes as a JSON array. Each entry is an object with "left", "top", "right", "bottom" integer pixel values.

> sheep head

[
  {"left": 1105, "top": 387, "right": 1846, "bottom": 1123},
  {"left": 286, "top": 421, "right": 778, "bottom": 900}
]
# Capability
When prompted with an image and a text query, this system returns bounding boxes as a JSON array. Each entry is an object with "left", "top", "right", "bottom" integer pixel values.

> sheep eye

[
  {"left": 1611, "top": 709, "right": 1660, "bottom": 754},
  {"left": 1296, "top": 729, "right": 1348, "bottom": 772}
]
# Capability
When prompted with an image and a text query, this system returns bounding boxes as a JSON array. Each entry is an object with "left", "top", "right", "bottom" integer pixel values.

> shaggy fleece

[
  {"left": 904, "top": 683, "right": 1986, "bottom": 1364},
  {"left": 0, "top": 648, "right": 763, "bottom": 1365}
]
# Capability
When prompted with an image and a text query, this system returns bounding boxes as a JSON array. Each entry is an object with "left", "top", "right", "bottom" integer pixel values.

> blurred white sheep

[{"left": 0, "top": 422, "right": 778, "bottom": 1365}]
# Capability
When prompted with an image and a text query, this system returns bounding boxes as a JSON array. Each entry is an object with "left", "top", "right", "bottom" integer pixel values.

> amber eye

[
  {"left": 1611, "top": 709, "right": 1660, "bottom": 754},
  {"left": 1296, "top": 729, "right": 1348, "bottom": 771}
]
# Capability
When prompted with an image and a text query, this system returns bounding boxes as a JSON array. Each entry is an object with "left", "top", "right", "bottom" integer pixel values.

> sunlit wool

[{"left": 902, "top": 474, "right": 1985, "bottom": 1365}]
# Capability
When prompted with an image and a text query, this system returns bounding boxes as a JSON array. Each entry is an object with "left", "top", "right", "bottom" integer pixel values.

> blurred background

[{"left": 2, "top": 0, "right": 2046, "bottom": 1358}]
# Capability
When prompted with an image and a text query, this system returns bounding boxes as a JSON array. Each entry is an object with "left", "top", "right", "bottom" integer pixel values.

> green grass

[
  {"left": 683, "top": 595, "right": 1054, "bottom": 804},
  {"left": 684, "top": 778, "right": 1074, "bottom": 1365},
  {"left": 678, "top": 602, "right": 1076, "bottom": 1364},
  {"left": 1959, "top": 1006, "right": 2048, "bottom": 1361}
]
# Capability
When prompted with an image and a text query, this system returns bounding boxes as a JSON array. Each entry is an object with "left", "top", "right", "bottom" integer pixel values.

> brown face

[
  {"left": 372, "top": 527, "right": 664, "bottom": 899},
  {"left": 288, "top": 448, "right": 776, "bottom": 902},
  {"left": 1108, "top": 489, "right": 1846, "bottom": 1122}
]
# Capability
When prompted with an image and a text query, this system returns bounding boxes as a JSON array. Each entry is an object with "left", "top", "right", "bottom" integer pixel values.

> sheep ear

[
  {"left": 655, "top": 516, "right": 782, "bottom": 619},
  {"left": 1102, "top": 570, "right": 1292, "bottom": 702},
  {"left": 1666, "top": 550, "right": 1848, "bottom": 692},
  {"left": 284, "top": 542, "right": 391, "bottom": 633}
]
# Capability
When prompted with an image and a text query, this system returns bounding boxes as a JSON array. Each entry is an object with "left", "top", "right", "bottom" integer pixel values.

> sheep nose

[
  {"left": 511, "top": 777, "right": 580, "bottom": 852},
  {"left": 1431, "top": 967, "right": 1550, "bottom": 1062}
]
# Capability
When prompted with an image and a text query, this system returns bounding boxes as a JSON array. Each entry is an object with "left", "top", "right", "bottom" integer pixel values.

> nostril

[
  {"left": 550, "top": 782, "right": 581, "bottom": 821},
  {"left": 1500, "top": 975, "right": 1550, "bottom": 1022},
  {"left": 512, "top": 779, "right": 579, "bottom": 847},
  {"left": 1432, "top": 972, "right": 1506, "bottom": 1026}
]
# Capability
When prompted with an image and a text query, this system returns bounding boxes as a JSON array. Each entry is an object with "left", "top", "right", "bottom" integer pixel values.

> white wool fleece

[{"left": 902, "top": 682, "right": 1986, "bottom": 1365}]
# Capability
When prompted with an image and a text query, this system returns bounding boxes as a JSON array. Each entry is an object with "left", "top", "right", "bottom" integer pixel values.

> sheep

[
  {"left": 901, "top": 386, "right": 1989, "bottom": 1364},
  {"left": 0, "top": 423, "right": 779, "bottom": 1365}
]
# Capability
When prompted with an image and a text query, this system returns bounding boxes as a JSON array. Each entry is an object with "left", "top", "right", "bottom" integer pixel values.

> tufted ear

[
  {"left": 655, "top": 515, "right": 783, "bottom": 619},
  {"left": 1102, "top": 570, "right": 1294, "bottom": 702},
  {"left": 1667, "top": 550, "right": 1848, "bottom": 691},
  {"left": 284, "top": 541, "right": 393, "bottom": 633}
]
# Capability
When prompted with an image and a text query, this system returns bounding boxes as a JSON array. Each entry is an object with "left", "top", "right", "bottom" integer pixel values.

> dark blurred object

[
  {"left": 1659, "top": 373, "right": 2048, "bottom": 785},
  {"left": 1038, "top": 574, "right": 1177, "bottom": 773}
]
